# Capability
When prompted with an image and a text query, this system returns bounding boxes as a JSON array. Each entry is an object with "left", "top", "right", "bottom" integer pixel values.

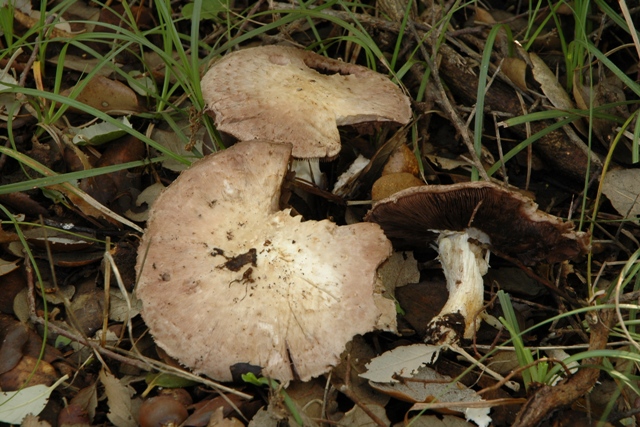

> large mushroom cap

[
  {"left": 136, "top": 141, "right": 393, "bottom": 383},
  {"left": 365, "top": 181, "right": 589, "bottom": 265},
  {"left": 201, "top": 45, "right": 412, "bottom": 159}
]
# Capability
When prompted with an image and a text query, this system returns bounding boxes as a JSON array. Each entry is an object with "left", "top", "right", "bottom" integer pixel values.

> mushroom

[
  {"left": 365, "top": 181, "right": 590, "bottom": 345},
  {"left": 201, "top": 45, "right": 411, "bottom": 184},
  {"left": 136, "top": 141, "right": 394, "bottom": 383}
]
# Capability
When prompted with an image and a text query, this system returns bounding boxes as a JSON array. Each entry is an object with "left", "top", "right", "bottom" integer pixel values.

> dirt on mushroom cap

[
  {"left": 136, "top": 141, "right": 394, "bottom": 383},
  {"left": 201, "top": 45, "right": 412, "bottom": 159}
]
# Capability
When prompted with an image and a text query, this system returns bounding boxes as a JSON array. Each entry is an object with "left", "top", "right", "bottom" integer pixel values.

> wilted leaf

[
  {"left": 371, "top": 173, "right": 424, "bottom": 201},
  {"left": 370, "top": 363, "right": 491, "bottom": 427},
  {"left": 48, "top": 55, "right": 119, "bottom": 76},
  {"left": 0, "top": 375, "right": 68, "bottom": 424},
  {"left": 0, "top": 355, "right": 58, "bottom": 390},
  {"left": 21, "top": 414, "right": 52, "bottom": 427},
  {"left": 150, "top": 127, "right": 202, "bottom": 172},
  {"left": 99, "top": 369, "right": 139, "bottom": 427},
  {"left": 378, "top": 251, "right": 420, "bottom": 292},
  {"left": 0, "top": 315, "right": 29, "bottom": 375},
  {"left": 602, "top": 168, "right": 640, "bottom": 219},
  {"left": 109, "top": 288, "right": 141, "bottom": 322},
  {"left": 124, "top": 183, "right": 164, "bottom": 222},
  {"left": 502, "top": 57, "right": 528, "bottom": 91},
  {"left": 66, "top": 382, "right": 98, "bottom": 423},
  {"left": 573, "top": 77, "right": 629, "bottom": 144},
  {"left": 395, "top": 414, "right": 475, "bottom": 426},
  {"left": 339, "top": 403, "right": 390, "bottom": 426},
  {"left": 529, "top": 52, "right": 586, "bottom": 135},
  {"left": 61, "top": 76, "right": 140, "bottom": 114},
  {"left": 206, "top": 407, "right": 244, "bottom": 427},
  {"left": 529, "top": 53, "right": 573, "bottom": 111},
  {"left": 360, "top": 343, "right": 441, "bottom": 383},
  {"left": 0, "top": 258, "right": 19, "bottom": 275}
]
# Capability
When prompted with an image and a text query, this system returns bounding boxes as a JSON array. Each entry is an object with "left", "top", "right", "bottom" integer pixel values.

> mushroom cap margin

[{"left": 365, "top": 181, "right": 590, "bottom": 265}]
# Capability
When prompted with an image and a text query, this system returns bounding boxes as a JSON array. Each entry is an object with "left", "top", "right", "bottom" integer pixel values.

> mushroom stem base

[{"left": 425, "top": 231, "right": 487, "bottom": 345}]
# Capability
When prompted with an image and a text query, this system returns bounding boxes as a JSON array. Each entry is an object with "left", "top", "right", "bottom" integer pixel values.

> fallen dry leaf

[
  {"left": 601, "top": 168, "right": 640, "bottom": 219},
  {"left": 61, "top": 76, "right": 140, "bottom": 114},
  {"left": 99, "top": 369, "right": 140, "bottom": 427}
]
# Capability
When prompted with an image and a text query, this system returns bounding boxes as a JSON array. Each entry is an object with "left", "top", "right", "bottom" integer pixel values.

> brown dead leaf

[
  {"left": 331, "top": 336, "right": 391, "bottom": 407},
  {"left": 79, "top": 135, "right": 145, "bottom": 214},
  {"left": 0, "top": 314, "right": 29, "bottom": 375},
  {"left": 378, "top": 251, "right": 420, "bottom": 293},
  {"left": 339, "top": 403, "right": 390, "bottom": 426},
  {"left": 396, "top": 414, "right": 475, "bottom": 427},
  {"left": 601, "top": 168, "right": 640, "bottom": 219},
  {"left": 207, "top": 407, "right": 244, "bottom": 427},
  {"left": 99, "top": 369, "right": 140, "bottom": 427},
  {"left": 573, "top": 76, "right": 629, "bottom": 145},
  {"left": 68, "top": 382, "right": 98, "bottom": 422},
  {"left": 502, "top": 57, "right": 528, "bottom": 91},
  {"left": 368, "top": 361, "right": 490, "bottom": 426},
  {"left": 49, "top": 55, "right": 119, "bottom": 76},
  {"left": 0, "top": 355, "right": 57, "bottom": 390},
  {"left": 371, "top": 172, "right": 424, "bottom": 201},
  {"left": 21, "top": 414, "right": 52, "bottom": 427},
  {"left": 61, "top": 76, "right": 140, "bottom": 114},
  {"left": 382, "top": 143, "right": 420, "bottom": 176},
  {"left": 529, "top": 52, "right": 587, "bottom": 136},
  {"left": 0, "top": 268, "right": 26, "bottom": 315},
  {"left": 184, "top": 393, "right": 244, "bottom": 427}
]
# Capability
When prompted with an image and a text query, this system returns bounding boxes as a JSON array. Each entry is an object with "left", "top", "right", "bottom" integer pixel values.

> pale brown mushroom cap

[
  {"left": 365, "top": 181, "right": 589, "bottom": 265},
  {"left": 201, "top": 46, "right": 412, "bottom": 159},
  {"left": 136, "top": 141, "right": 393, "bottom": 383}
]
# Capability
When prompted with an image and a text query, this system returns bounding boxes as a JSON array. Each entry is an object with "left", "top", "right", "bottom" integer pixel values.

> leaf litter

[{"left": 0, "top": 1, "right": 638, "bottom": 426}]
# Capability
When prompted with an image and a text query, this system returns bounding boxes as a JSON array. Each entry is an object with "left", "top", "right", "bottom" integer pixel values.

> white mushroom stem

[
  {"left": 427, "top": 230, "right": 489, "bottom": 344},
  {"left": 292, "top": 159, "right": 325, "bottom": 188}
]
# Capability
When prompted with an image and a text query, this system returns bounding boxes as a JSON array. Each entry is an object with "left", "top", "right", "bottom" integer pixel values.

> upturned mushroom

[
  {"left": 136, "top": 141, "right": 395, "bottom": 383},
  {"left": 201, "top": 45, "right": 411, "bottom": 184},
  {"left": 365, "top": 181, "right": 589, "bottom": 345}
]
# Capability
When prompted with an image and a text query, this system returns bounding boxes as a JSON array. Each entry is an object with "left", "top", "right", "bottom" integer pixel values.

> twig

[{"left": 18, "top": 14, "right": 56, "bottom": 87}]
